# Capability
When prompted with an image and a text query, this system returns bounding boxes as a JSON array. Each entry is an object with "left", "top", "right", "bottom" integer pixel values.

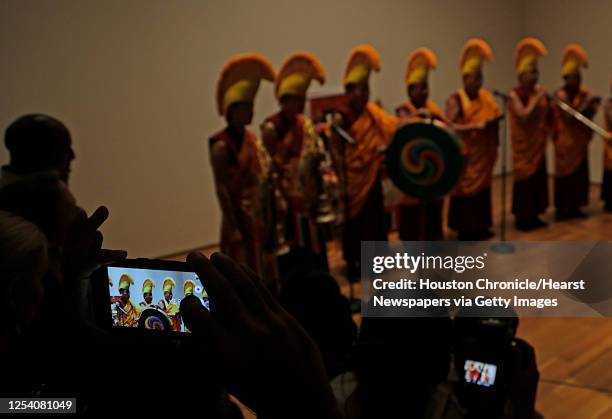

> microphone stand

[{"left": 491, "top": 90, "right": 515, "bottom": 254}]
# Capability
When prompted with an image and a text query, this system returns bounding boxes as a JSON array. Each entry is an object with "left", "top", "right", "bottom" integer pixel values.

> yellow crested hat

[
  {"left": 561, "top": 43, "right": 588, "bottom": 76},
  {"left": 515, "top": 38, "right": 547, "bottom": 75},
  {"left": 142, "top": 278, "right": 155, "bottom": 295},
  {"left": 184, "top": 279, "right": 196, "bottom": 296},
  {"left": 406, "top": 47, "right": 437, "bottom": 86},
  {"left": 118, "top": 274, "right": 134, "bottom": 291},
  {"left": 162, "top": 277, "right": 176, "bottom": 293},
  {"left": 216, "top": 53, "right": 276, "bottom": 116},
  {"left": 343, "top": 44, "right": 381, "bottom": 86},
  {"left": 275, "top": 52, "right": 326, "bottom": 99},
  {"left": 460, "top": 38, "right": 493, "bottom": 75}
]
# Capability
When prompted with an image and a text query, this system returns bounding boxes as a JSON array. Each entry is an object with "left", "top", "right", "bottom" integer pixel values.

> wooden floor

[{"left": 173, "top": 175, "right": 612, "bottom": 419}]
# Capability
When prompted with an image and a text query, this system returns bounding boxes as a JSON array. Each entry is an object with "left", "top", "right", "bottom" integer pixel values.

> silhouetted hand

[
  {"left": 62, "top": 206, "right": 127, "bottom": 280},
  {"left": 61, "top": 206, "right": 126, "bottom": 322},
  {"left": 180, "top": 252, "right": 341, "bottom": 419}
]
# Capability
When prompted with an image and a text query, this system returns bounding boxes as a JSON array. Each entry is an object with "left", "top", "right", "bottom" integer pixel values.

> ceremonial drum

[
  {"left": 385, "top": 122, "right": 464, "bottom": 200},
  {"left": 138, "top": 308, "right": 173, "bottom": 331}
]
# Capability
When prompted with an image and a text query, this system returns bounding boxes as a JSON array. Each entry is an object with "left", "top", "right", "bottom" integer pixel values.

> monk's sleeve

[
  {"left": 429, "top": 101, "right": 449, "bottom": 124},
  {"left": 384, "top": 111, "right": 399, "bottom": 143},
  {"left": 211, "top": 142, "right": 243, "bottom": 233},
  {"left": 445, "top": 94, "right": 462, "bottom": 123},
  {"left": 488, "top": 93, "right": 503, "bottom": 119},
  {"left": 370, "top": 104, "right": 399, "bottom": 144}
]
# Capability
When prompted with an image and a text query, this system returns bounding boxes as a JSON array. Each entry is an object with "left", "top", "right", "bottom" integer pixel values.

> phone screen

[
  {"left": 107, "top": 266, "right": 208, "bottom": 334},
  {"left": 463, "top": 359, "right": 497, "bottom": 387}
]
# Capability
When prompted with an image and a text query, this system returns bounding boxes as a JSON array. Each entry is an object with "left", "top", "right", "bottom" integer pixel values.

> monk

[
  {"left": 139, "top": 278, "right": 155, "bottom": 308},
  {"left": 553, "top": 44, "right": 601, "bottom": 220},
  {"left": 114, "top": 274, "right": 141, "bottom": 327},
  {"left": 395, "top": 47, "right": 447, "bottom": 241},
  {"left": 600, "top": 83, "right": 612, "bottom": 211},
  {"left": 333, "top": 44, "right": 398, "bottom": 280},
  {"left": 261, "top": 52, "right": 330, "bottom": 278},
  {"left": 209, "top": 54, "right": 276, "bottom": 276},
  {"left": 508, "top": 38, "right": 552, "bottom": 231},
  {"left": 446, "top": 39, "right": 502, "bottom": 241}
]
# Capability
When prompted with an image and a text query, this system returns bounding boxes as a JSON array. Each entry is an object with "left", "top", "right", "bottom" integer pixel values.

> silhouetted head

[
  {"left": 280, "top": 270, "right": 357, "bottom": 379},
  {"left": 4, "top": 114, "right": 74, "bottom": 184},
  {"left": 353, "top": 291, "right": 452, "bottom": 419}
]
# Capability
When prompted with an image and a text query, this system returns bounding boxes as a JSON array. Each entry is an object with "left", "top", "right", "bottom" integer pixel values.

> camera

[{"left": 453, "top": 307, "right": 519, "bottom": 418}]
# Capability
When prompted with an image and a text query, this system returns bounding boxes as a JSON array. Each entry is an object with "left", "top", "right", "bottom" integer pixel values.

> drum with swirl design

[
  {"left": 385, "top": 122, "right": 463, "bottom": 200},
  {"left": 138, "top": 308, "right": 173, "bottom": 331}
]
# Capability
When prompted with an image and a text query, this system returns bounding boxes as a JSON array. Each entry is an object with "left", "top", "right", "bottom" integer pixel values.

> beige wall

[
  {"left": 524, "top": 0, "right": 612, "bottom": 182},
  {"left": 0, "top": 0, "right": 524, "bottom": 256}
]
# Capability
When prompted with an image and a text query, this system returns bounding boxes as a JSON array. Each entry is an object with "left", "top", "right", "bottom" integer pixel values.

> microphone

[
  {"left": 331, "top": 123, "right": 356, "bottom": 145},
  {"left": 113, "top": 302, "right": 128, "bottom": 316},
  {"left": 493, "top": 90, "right": 509, "bottom": 100},
  {"left": 326, "top": 114, "right": 356, "bottom": 144}
]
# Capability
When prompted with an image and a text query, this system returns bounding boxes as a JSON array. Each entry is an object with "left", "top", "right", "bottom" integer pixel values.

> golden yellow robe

[
  {"left": 553, "top": 87, "right": 593, "bottom": 177},
  {"left": 159, "top": 299, "right": 181, "bottom": 332},
  {"left": 344, "top": 103, "right": 398, "bottom": 218},
  {"left": 449, "top": 89, "right": 501, "bottom": 196},
  {"left": 396, "top": 99, "right": 445, "bottom": 124},
  {"left": 209, "top": 128, "right": 270, "bottom": 275},
  {"left": 509, "top": 86, "right": 552, "bottom": 182},
  {"left": 117, "top": 300, "right": 141, "bottom": 327},
  {"left": 264, "top": 113, "right": 322, "bottom": 216}
]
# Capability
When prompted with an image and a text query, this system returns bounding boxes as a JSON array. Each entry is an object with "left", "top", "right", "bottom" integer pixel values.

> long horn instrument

[{"left": 554, "top": 97, "right": 612, "bottom": 141}]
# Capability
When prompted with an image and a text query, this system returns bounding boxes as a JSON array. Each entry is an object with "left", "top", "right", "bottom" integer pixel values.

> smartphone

[
  {"left": 463, "top": 359, "right": 497, "bottom": 387},
  {"left": 453, "top": 316, "right": 515, "bottom": 417},
  {"left": 92, "top": 258, "right": 208, "bottom": 335}
]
